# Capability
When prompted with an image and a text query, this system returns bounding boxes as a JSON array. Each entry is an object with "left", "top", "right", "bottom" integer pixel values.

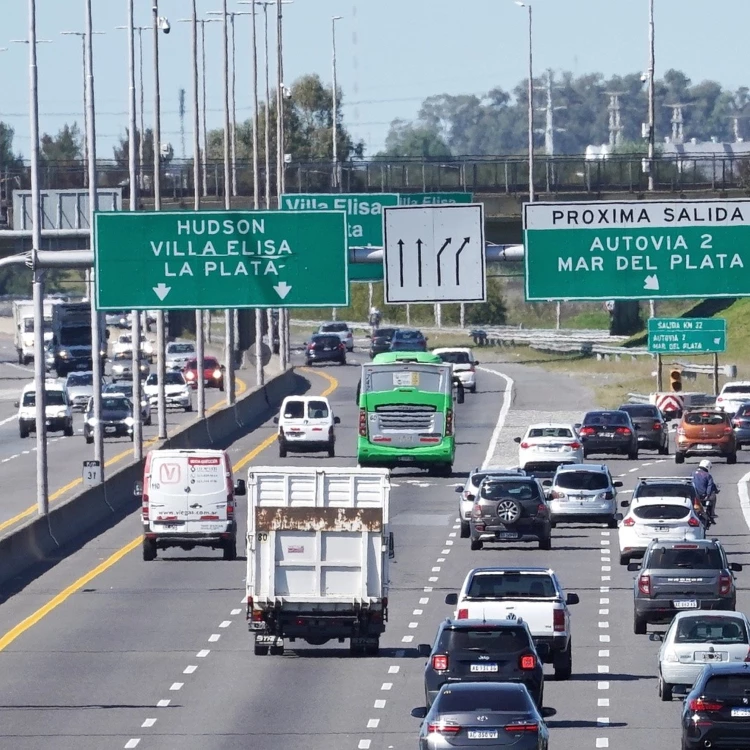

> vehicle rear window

[
  {"left": 395, "top": 330, "right": 423, "bottom": 340},
  {"left": 647, "top": 546, "right": 724, "bottom": 570},
  {"left": 633, "top": 504, "right": 690, "bottom": 520},
  {"left": 481, "top": 481, "right": 540, "bottom": 503},
  {"left": 721, "top": 386, "right": 750, "bottom": 395},
  {"left": 283, "top": 401, "right": 305, "bottom": 419},
  {"left": 438, "top": 352, "right": 471, "bottom": 365},
  {"left": 365, "top": 368, "right": 443, "bottom": 394},
  {"left": 583, "top": 412, "right": 629, "bottom": 425},
  {"left": 635, "top": 483, "right": 694, "bottom": 500},
  {"left": 321, "top": 323, "right": 347, "bottom": 333},
  {"left": 684, "top": 413, "right": 727, "bottom": 426},
  {"left": 102, "top": 397, "right": 130, "bottom": 411},
  {"left": 704, "top": 674, "right": 750, "bottom": 697},
  {"left": 435, "top": 687, "right": 530, "bottom": 713},
  {"left": 169, "top": 343, "right": 194, "bottom": 354},
  {"left": 528, "top": 427, "right": 573, "bottom": 438},
  {"left": 675, "top": 617, "right": 748, "bottom": 644},
  {"left": 373, "top": 328, "right": 396, "bottom": 339},
  {"left": 620, "top": 405, "right": 659, "bottom": 418},
  {"left": 555, "top": 472, "right": 609, "bottom": 491},
  {"left": 466, "top": 573, "right": 556, "bottom": 599},
  {"left": 442, "top": 628, "right": 530, "bottom": 654},
  {"left": 307, "top": 400, "right": 329, "bottom": 419},
  {"left": 312, "top": 336, "right": 340, "bottom": 347}
]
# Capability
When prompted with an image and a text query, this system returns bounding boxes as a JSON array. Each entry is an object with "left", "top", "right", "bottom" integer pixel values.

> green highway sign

[
  {"left": 94, "top": 210, "right": 348, "bottom": 310},
  {"left": 399, "top": 192, "right": 474, "bottom": 205},
  {"left": 648, "top": 317, "right": 727, "bottom": 354},
  {"left": 524, "top": 199, "right": 750, "bottom": 300}
]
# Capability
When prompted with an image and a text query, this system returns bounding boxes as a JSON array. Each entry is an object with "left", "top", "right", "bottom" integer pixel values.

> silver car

[
  {"left": 64, "top": 371, "right": 94, "bottom": 411},
  {"left": 545, "top": 464, "right": 622, "bottom": 528},
  {"left": 165, "top": 341, "right": 196, "bottom": 370},
  {"left": 110, "top": 350, "right": 150, "bottom": 382},
  {"left": 651, "top": 611, "right": 750, "bottom": 701}
]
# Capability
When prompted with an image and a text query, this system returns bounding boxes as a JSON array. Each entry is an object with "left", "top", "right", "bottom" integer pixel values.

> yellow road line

[
  {"left": 0, "top": 368, "right": 337, "bottom": 652},
  {"left": 0, "top": 376, "right": 248, "bottom": 535}
]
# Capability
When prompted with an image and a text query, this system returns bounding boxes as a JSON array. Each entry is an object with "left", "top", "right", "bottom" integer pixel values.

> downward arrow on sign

[
  {"left": 153, "top": 283, "right": 171, "bottom": 301},
  {"left": 274, "top": 281, "right": 292, "bottom": 299},
  {"left": 643, "top": 274, "right": 660, "bottom": 291}
]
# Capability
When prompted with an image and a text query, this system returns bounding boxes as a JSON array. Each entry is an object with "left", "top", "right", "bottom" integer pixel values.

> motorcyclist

[{"left": 692, "top": 459, "right": 719, "bottom": 521}]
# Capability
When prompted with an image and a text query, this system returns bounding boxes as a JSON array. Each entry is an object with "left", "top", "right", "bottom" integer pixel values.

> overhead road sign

[
  {"left": 523, "top": 199, "right": 750, "bottom": 300},
  {"left": 383, "top": 204, "right": 486, "bottom": 304},
  {"left": 399, "top": 192, "right": 474, "bottom": 206},
  {"left": 648, "top": 318, "right": 727, "bottom": 354},
  {"left": 280, "top": 192, "right": 399, "bottom": 283},
  {"left": 94, "top": 210, "right": 348, "bottom": 310}
]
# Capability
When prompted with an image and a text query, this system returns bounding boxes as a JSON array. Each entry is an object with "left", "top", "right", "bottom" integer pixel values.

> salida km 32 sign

[{"left": 523, "top": 199, "right": 750, "bottom": 301}]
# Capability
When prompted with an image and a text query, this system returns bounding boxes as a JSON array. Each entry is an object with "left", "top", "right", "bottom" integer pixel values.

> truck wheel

[
  {"left": 553, "top": 640, "right": 572, "bottom": 680},
  {"left": 365, "top": 637, "right": 380, "bottom": 656},
  {"left": 269, "top": 643, "right": 284, "bottom": 656},
  {"left": 470, "top": 539, "right": 483, "bottom": 551},
  {"left": 349, "top": 640, "right": 365, "bottom": 656},
  {"left": 460, "top": 521, "right": 470, "bottom": 539},
  {"left": 634, "top": 612, "right": 647, "bottom": 635},
  {"left": 19, "top": 426, "right": 28, "bottom": 439},
  {"left": 279, "top": 442, "right": 287, "bottom": 459},
  {"left": 142, "top": 538, "right": 157, "bottom": 561},
  {"left": 222, "top": 539, "right": 237, "bottom": 561},
  {"left": 254, "top": 639, "right": 269, "bottom": 656}
]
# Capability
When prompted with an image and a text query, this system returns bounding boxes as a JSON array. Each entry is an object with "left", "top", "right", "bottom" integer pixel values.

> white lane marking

[
  {"left": 124, "top": 741, "right": 140, "bottom": 749},
  {"left": 230, "top": 608, "right": 241, "bottom": 615},
  {"left": 0, "top": 415, "right": 16, "bottom": 427},
  {"left": 408, "top": 622, "right": 419, "bottom": 629},
  {"left": 448, "top": 533, "right": 457, "bottom": 538},
  {"left": 208, "top": 634, "right": 220, "bottom": 642},
  {"left": 157, "top": 700, "right": 170, "bottom": 708},
  {"left": 429, "top": 576, "right": 439, "bottom": 582},
  {"left": 602, "top": 566, "right": 611, "bottom": 572},
  {"left": 597, "top": 718, "right": 610, "bottom": 725},
  {"left": 598, "top": 698, "right": 610, "bottom": 706},
  {"left": 419, "top": 598, "right": 429, "bottom": 605},
  {"left": 479, "top": 367, "right": 513, "bottom": 468},
  {"left": 600, "top": 635, "right": 611, "bottom": 642},
  {"left": 601, "top": 557, "right": 611, "bottom": 563},
  {"left": 367, "top": 719, "right": 380, "bottom": 728},
  {"left": 381, "top": 683, "right": 392, "bottom": 691},
  {"left": 424, "top": 587, "right": 433, "bottom": 592},
  {"left": 628, "top": 467, "right": 639, "bottom": 472},
  {"left": 183, "top": 665, "right": 197, "bottom": 674},
  {"left": 388, "top": 666, "right": 400, "bottom": 674},
  {"left": 219, "top": 620, "right": 231, "bottom": 628},
  {"left": 452, "top": 524, "right": 460, "bottom": 529},
  {"left": 600, "top": 586, "right": 610, "bottom": 593},
  {"left": 402, "top": 635, "right": 414, "bottom": 643},
  {"left": 436, "top": 557, "right": 446, "bottom": 562},
  {"left": 374, "top": 700, "right": 386, "bottom": 709},
  {"left": 599, "top": 609, "right": 609, "bottom": 615},
  {"left": 600, "top": 539, "right": 610, "bottom": 545},
  {"left": 441, "top": 549, "right": 450, "bottom": 554},
  {"left": 358, "top": 741, "right": 372, "bottom": 749},
  {"left": 601, "top": 531, "right": 610, "bottom": 536},
  {"left": 598, "top": 665, "right": 610, "bottom": 673},
  {"left": 169, "top": 683, "right": 183, "bottom": 691},
  {"left": 596, "top": 739, "right": 609, "bottom": 748},
  {"left": 598, "top": 682, "right": 610, "bottom": 690},
  {"left": 431, "top": 566, "right": 441, "bottom": 572},
  {"left": 413, "top": 609, "right": 423, "bottom": 616},
  {"left": 600, "top": 598, "right": 610, "bottom": 605},
  {"left": 197, "top": 649, "right": 210, "bottom": 658},
  {"left": 598, "top": 622, "right": 609, "bottom": 628},
  {"left": 599, "top": 650, "right": 610, "bottom": 657},
  {"left": 141, "top": 719, "right": 157, "bottom": 728},
  {"left": 601, "top": 576, "right": 611, "bottom": 581}
]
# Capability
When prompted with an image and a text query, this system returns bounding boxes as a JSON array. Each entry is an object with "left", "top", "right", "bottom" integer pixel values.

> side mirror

[
  {"left": 574, "top": 423, "right": 581, "bottom": 429},
  {"left": 334, "top": 416, "right": 341, "bottom": 424},
  {"left": 627, "top": 562, "right": 642, "bottom": 572},
  {"left": 417, "top": 643, "right": 431, "bottom": 657},
  {"left": 13, "top": 401, "right": 18, "bottom": 408},
  {"left": 133, "top": 481, "right": 143, "bottom": 496},
  {"left": 620, "top": 500, "right": 630, "bottom": 508},
  {"left": 273, "top": 416, "right": 279, "bottom": 424},
  {"left": 566, "top": 593, "right": 580, "bottom": 605},
  {"left": 388, "top": 531, "right": 395, "bottom": 560},
  {"left": 411, "top": 706, "right": 428, "bottom": 719},
  {"left": 731, "top": 562, "right": 743, "bottom": 572},
  {"left": 541, "top": 707, "right": 557, "bottom": 719},
  {"left": 474, "top": 360, "right": 479, "bottom": 366},
  {"left": 535, "top": 642, "right": 551, "bottom": 659},
  {"left": 234, "top": 479, "right": 246, "bottom": 497},
  {"left": 444, "top": 593, "right": 458, "bottom": 606},
  {"left": 454, "top": 486, "right": 464, "bottom": 494},
  {"left": 614, "top": 481, "right": 623, "bottom": 488},
  {"left": 513, "top": 436, "right": 522, "bottom": 444},
  {"left": 649, "top": 633, "right": 664, "bottom": 642}
]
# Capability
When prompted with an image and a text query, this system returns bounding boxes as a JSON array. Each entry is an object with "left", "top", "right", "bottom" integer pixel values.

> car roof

[
  {"left": 526, "top": 422, "right": 577, "bottom": 429},
  {"left": 24, "top": 380, "right": 64, "bottom": 392},
  {"left": 638, "top": 476, "right": 692, "bottom": 483},
  {"left": 66, "top": 371, "right": 93, "bottom": 378},
  {"left": 438, "top": 681, "right": 527, "bottom": 693},
  {"left": 281, "top": 395, "right": 330, "bottom": 404},
  {"left": 371, "top": 352, "right": 442, "bottom": 365},
  {"left": 671, "top": 610, "right": 749, "bottom": 623},
  {"left": 722, "top": 381, "right": 750, "bottom": 388},
  {"left": 698, "top": 663, "right": 750, "bottom": 675},
  {"left": 646, "top": 538, "right": 721, "bottom": 550},
  {"left": 584, "top": 409, "right": 628, "bottom": 415},
  {"left": 555, "top": 463, "right": 608, "bottom": 474},
  {"left": 432, "top": 347, "right": 471, "bottom": 354},
  {"left": 441, "top": 618, "right": 528, "bottom": 630},
  {"left": 469, "top": 566, "right": 554, "bottom": 576}
]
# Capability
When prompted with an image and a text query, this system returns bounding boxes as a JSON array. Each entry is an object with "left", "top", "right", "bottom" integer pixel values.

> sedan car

[
  {"left": 618, "top": 403, "right": 669, "bottom": 454},
  {"left": 546, "top": 463, "right": 622, "bottom": 528},
  {"left": 103, "top": 382, "right": 152, "bottom": 426},
  {"left": 183, "top": 356, "right": 224, "bottom": 391},
  {"left": 653, "top": 611, "right": 750, "bottom": 701},
  {"left": 389, "top": 328, "right": 427, "bottom": 352},
  {"left": 415, "top": 682, "right": 549, "bottom": 750},
  {"left": 64, "top": 371, "right": 94, "bottom": 412},
  {"left": 110, "top": 350, "right": 150, "bottom": 382},
  {"left": 165, "top": 341, "right": 196, "bottom": 371},
  {"left": 143, "top": 371, "right": 193, "bottom": 412},
  {"left": 716, "top": 380, "right": 750, "bottom": 415},
  {"left": 514, "top": 423, "right": 583, "bottom": 473},
  {"left": 579, "top": 410, "right": 639, "bottom": 459},
  {"left": 731, "top": 402, "right": 750, "bottom": 449},
  {"left": 368, "top": 327, "right": 397, "bottom": 358},
  {"left": 84, "top": 395, "right": 134, "bottom": 443},
  {"left": 316, "top": 322, "right": 354, "bottom": 352},
  {"left": 675, "top": 409, "right": 737, "bottom": 464},
  {"left": 304, "top": 334, "right": 346, "bottom": 366}
]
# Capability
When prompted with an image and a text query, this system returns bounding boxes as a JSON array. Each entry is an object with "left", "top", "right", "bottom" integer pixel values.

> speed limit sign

[{"left": 82, "top": 460, "right": 102, "bottom": 487}]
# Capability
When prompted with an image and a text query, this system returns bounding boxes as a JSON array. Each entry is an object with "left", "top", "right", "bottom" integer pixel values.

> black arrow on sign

[
  {"left": 455, "top": 237, "right": 470, "bottom": 285},
  {"left": 436, "top": 238, "right": 452, "bottom": 286},
  {"left": 416, "top": 239, "right": 424, "bottom": 286},
  {"left": 397, "top": 239, "right": 405, "bottom": 286}
]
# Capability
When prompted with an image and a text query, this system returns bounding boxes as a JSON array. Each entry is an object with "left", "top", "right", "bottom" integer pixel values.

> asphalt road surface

[{"left": 0, "top": 343, "right": 748, "bottom": 750}]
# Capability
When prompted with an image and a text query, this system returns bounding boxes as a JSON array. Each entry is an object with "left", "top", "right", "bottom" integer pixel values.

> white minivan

[
  {"left": 138, "top": 448, "right": 246, "bottom": 561},
  {"left": 273, "top": 396, "right": 340, "bottom": 458}
]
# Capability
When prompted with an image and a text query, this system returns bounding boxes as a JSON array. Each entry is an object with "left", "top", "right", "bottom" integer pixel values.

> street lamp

[
  {"left": 515, "top": 1, "right": 534, "bottom": 203},
  {"left": 647, "top": 0, "right": 655, "bottom": 193},
  {"left": 331, "top": 16, "right": 342, "bottom": 189}
]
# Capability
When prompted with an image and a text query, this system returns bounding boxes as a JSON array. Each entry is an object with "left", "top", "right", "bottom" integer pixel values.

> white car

[
  {"left": 17, "top": 379, "right": 74, "bottom": 438},
  {"left": 273, "top": 395, "right": 340, "bottom": 458},
  {"left": 165, "top": 341, "right": 196, "bottom": 370},
  {"left": 716, "top": 381, "right": 750, "bottom": 415},
  {"left": 113, "top": 333, "right": 133, "bottom": 357},
  {"left": 653, "top": 611, "right": 750, "bottom": 701},
  {"left": 317, "top": 322, "right": 354, "bottom": 352},
  {"left": 64, "top": 370, "right": 95, "bottom": 411},
  {"left": 514, "top": 423, "right": 584, "bottom": 472},
  {"left": 618, "top": 497, "right": 705, "bottom": 565},
  {"left": 432, "top": 347, "right": 478, "bottom": 393},
  {"left": 143, "top": 371, "right": 192, "bottom": 412}
]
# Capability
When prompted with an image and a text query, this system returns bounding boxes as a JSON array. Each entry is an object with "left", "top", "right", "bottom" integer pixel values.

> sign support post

[
  {"left": 656, "top": 353, "right": 663, "bottom": 392},
  {"left": 713, "top": 353, "right": 720, "bottom": 396}
]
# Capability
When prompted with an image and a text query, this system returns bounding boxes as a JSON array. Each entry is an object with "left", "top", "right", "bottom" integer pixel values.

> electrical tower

[
  {"left": 536, "top": 69, "right": 566, "bottom": 156},
  {"left": 178, "top": 88, "right": 186, "bottom": 160},
  {"left": 664, "top": 103, "right": 691, "bottom": 144},
  {"left": 605, "top": 91, "right": 626, "bottom": 148}
]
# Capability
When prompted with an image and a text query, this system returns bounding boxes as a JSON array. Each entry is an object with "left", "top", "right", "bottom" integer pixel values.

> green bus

[{"left": 357, "top": 351, "right": 456, "bottom": 476}]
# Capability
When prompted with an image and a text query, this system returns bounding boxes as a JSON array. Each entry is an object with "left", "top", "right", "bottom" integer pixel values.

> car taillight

[
  {"left": 568, "top": 442, "right": 582, "bottom": 449},
  {"left": 579, "top": 426, "right": 595, "bottom": 436},
  {"left": 616, "top": 427, "right": 632, "bottom": 435},
  {"left": 520, "top": 441, "right": 531, "bottom": 449},
  {"left": 142, "top": 492, "right": 149, "bottom": 519},
  {"left": 472, "top": 504, "right": 482, "bottom": 517},
  {"left": 427, "top": 722, "right": 460, "bottom": 735},
  {"left": 553, "top": 609, "right": 565, "bottom": 632},
  {"left": 638, "top": 574, "right": 651, "bottom": 596},
  {"left": 536, "top": 503, "right": 548, "bottom": 516},
  {"left": 689, "top": 698, "right": 723, "bottom": 712},
  {"left": 719, "top": 573, "right": 733, "bottom": 596},
  {"left": 550, "top": 490, "right": 565, "bottom": 499},
  {"left": 446, "top": 409, "right": 453, "bottom": 437},
  {"left": 519, "top": 654, "right": 537, "bottom": 670},
  {"left": 246, "top": 595, "right": 253, "bottom": 618},
  {"left": 653, "top": 422, "right": 662, "bottom": 430},
  {"left": 339, "top": 343, "right": 345, "bottom": 350},
  {"left": 623, "top": 517, "right": 635, "bottom": 526},
  {"left": 456, "top": 608, "right": 469, "bottom": 619},
  {"left": 744, "top": 648, "right": 750, "bottom": 663},
  {"left": 724, "top": 426, "right": 733, "bottom": 434},
  {"left": 688, "top": 516, "right": 700, "bottom": 527},
  {"left": 431, "top": 654, "right": 448, "bottom": 671},
  {"left": 505, "top": 722, "right": 538, "bottom": 733},
  {"left": 358, "top": 409, "right": 367, "bottom": 437}
]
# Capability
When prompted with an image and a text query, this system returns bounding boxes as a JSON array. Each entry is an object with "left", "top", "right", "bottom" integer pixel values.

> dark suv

[
  {"left": 628, "top": 539, "right": 742, "bottom": 634},
  {"left": 579, "top": 409, "right": 639, "bottom": 460},
  {"left": 369, "top": 327, "right": 397, "bottom": 358},
  {"left": 618, "top": 403, "right": 670, "bottom": 454},
  {"left": 469, "top": 476, "right": 552, "bottom": 551},
  {"left": 420, "top": 618, "right": 546, "bottom": 709}
]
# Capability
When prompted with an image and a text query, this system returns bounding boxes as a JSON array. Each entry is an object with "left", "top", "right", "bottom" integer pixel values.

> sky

[{"left": 1, "top": 0, "right": 750, "bottom": 160}]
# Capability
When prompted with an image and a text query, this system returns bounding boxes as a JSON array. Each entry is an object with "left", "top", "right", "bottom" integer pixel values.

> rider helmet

[{"left": 699, "top": 459, "right": 712, "bottom": 471}]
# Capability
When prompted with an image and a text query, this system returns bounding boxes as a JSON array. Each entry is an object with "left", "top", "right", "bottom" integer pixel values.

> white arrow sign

[
  {"left": 273, "top": 281, "right": 292, "bottom": 299},
  {"left": 153, "top": 283, "right": 171, "bottom": 301},
  {"left": 643, "top": 274, "right": 659, "bottom": 291}
]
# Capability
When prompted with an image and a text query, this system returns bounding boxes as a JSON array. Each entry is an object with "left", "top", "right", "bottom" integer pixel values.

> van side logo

[{"left": 159, "top": 463, "right": 181, "bottom": 484}]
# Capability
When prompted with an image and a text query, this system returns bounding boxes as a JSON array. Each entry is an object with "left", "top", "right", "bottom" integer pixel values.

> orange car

[{"left": 675, "top": 409, "right": 736, "bottom": 465}]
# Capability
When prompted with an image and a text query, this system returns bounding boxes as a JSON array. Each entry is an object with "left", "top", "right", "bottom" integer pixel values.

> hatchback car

[
  {"left": 652, "top": 611, "right": 750, "bottom": 701},
  {"left": 716, "top": 380, "right": 750, "bottom": 415},
  {"left": 546, "top": 464, "right": 622, "bottom": 527},
  {"left": 514, "top": 423, "right": 583, "bottom": 473},
  {"left": 421, "top": 618, "right": 546, "bottom": 709},
  {"left": 455, "top": 468, "right": 527, "bottom": 539},
  {"left": 731, "top": 402, "right": 750, "bottom": 449},
  {"left": 469, "top": 475, "right": 551, "bottom": 551},
  {"left": 390, "top": 328, "right": 427, "bottom": 352},
  {"left": 675, "top": 409, "right": 736, "bottom": 464},
  {"left": 304, "top": 334, "right": 347, "bottom": 366},
  {"left": 415, "top": 682, "right": 549, "bottom": 750},
  {"left": 368, "top": 327, "right": 397, "bottom": 358},
  {"left": 316, "top": 322, "right": 354, "bottom": 352},
  {"left": 618, "top": 403, "right": 670, "bottom": 454},
  {"left": 274, "top": 396, "right": 340, "bottom": 458},
  {"left": 432, "top": 348, "right": 479, "bottom": 393},
  {"left": 64, "top": 371, "right": 94, "bottom": 412},
  {"left": 103, "top": 382, "right": 152, "bottom": 426},
  {"left": 628, "top": 539, "right": 742, "bottom": 634},
  {"left": 183, "top": 356, "right": 224, "bottom": 391},
  {"left": 579, "top": 409, "right": 639, "bottom": 459},
  {"left": 84, "top": 395, "right": 133, "bottom": 443}
]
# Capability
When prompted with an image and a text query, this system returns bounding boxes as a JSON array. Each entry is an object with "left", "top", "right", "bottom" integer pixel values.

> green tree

[
  {"left": 40, "top": 123, "right": 82, "bottom": 163},
  {"left": 112, "top": 128, "right": 155, "bottom": 170},
  {"left": 0, "top": 122, "right": 22, "bottom": 169},
  {"left": 381, "top": 119, "right": 451, "bottom": 157}
]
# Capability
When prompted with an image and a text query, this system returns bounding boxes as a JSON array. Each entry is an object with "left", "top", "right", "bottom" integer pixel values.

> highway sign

[
  {"left": 648, "top": 318, "right": 727, "bottom": 354},
  {"left": 399, "top": 192, "right": 474, "bottom": 205},
  {"left": 524, "top": 199, "right": 750, "bottom": 300},
  {"left": 383, "top": 204, "right": 486, "bottom": 303},
  {"left": 94, "top": 210, "right": 348, "bottom": 310},
  {"left": 82, "top": 460, "right": 101, "bottom": 487},
  {"left": 280, "top": 193, "right": 399, "bottom": 283}
]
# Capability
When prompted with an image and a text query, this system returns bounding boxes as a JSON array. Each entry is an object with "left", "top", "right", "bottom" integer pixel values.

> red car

[{"left": 183, "top": 356, "right": 224, "bottom": 391}]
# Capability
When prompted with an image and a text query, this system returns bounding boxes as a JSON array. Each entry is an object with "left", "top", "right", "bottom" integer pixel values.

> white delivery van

[
  {"left": 16, "top": 380, "right": 74, "bottom": 438},
  {"left": 138, "top": 449, "right": 246, "bottom": 561},
  {"left": 273, "top": 395, "right": 341, "bottom": 458},
  {"left": 246, "top": 467, "right": 393, "bottom": 656}
]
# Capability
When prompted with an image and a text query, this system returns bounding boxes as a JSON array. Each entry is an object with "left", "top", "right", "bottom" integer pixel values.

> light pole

[
  {"left": 647, "top": 0, "right": 655, "bottom": 319},
  {"left": 515, "top": 1, "right": 534, "bottom": 203},
  {"left": 330, "top": 15, "right": 342, "bottom": 323}
]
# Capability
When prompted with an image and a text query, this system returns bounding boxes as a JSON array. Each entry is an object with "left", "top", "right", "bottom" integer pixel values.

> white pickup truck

[{"left": 445, "top": 566, "right": 579, "bottom": 679}]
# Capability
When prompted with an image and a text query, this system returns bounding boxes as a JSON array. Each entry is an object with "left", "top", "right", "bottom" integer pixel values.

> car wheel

[
  {"left": 279, "top": 442, "right": 287, "bottom": 458},
  {"left": 142, "top": 537, "right": 157, "bottom": 561},
  {"left": 253, "top": 640, "right": 269, "bottom": 656},
  {"left": 619, "top": 553, "right": 630, "bottom": 566},
  {"left": 470, "top": 385, "right": 477, "bottom": 393},
  {"left": 19, "top": 427, "right": 28, "bottom": 439},
  {"left": 727, "top": 452, "right": 738, "bottom": 465},
  {"left": 553, "top": 640, "right": 572, "bottom": 680},
  {"left": 222, "top": 539, "right": 237, "bottom": 561},
  {"left": 659, "top": 442, "right": 669, "bottom": 455},
  {"left": 634, "top": 612, "right": 647, "bottom": 635},
  {"left": 582, "top": 450, "right": 589, "bottom": 459},
  {"left": 539, "top": 534, "right": 552, "bottom": 551},
  {"left": 607, "top": 517, "right": 619, "bottom": 529},
  {"left": 305, "top": 360, "right": 313, "bottom": 367},
  {"left": 674, "top": 451, "right": 685, "bottom": 464},
  {"left": 185, "top": 403, "right": 193, "bottom": 413},
  {"left": 340, "top": 358, "right": 346, "bottom": 366},
  {"left": 145, "top": 415, "right": 152, "bottom": 426},
  {"left": 64, "top": 423, "right": 74, "bottom": 437},
  {"left": 219, "top": 382, "right": 225, "bottom": 393},
  {"left": 85, "top": 435, "right": 93, "bottom": 445},
  {"left": 460, "top": 521, "right": 470, "bottom": 538},
  {"left": 659, "top": 675, "right": 673, "bottom": 702},
  {"left": 327, "top": 442, "right": 335, "bottom": 458},
  {"left": 470, "top": 539, "right": 483, "bottom": 551},
  {"left": 628, "top": 448, "right": 639, "bottom": 460}
]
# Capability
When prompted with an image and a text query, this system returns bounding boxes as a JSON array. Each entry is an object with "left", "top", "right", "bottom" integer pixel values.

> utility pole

[
  {"left": 276, "top": 0, "right": 288, "bottom": 369},
  {"left": 647, "top": 0, "right": 655, "bottom": 192},
  {"left": 516, "top": 2, "right": 535, "bottom": 203}
]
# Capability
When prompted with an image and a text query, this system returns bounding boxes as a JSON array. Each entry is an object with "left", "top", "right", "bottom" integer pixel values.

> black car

[
  {"left": 469, "top": 476, "right": 552, "bottom": 551},
  {"left": 390, "top": 328, "right": 427, "bottom": 352},
  {"left": 304, "top": 334, "right": 346, "bottom": 366},
  {"left": 579, "top": 409, "right": 639, "bottom": 459},
  {"left": 421, "top": 618, "right": 546, "bottom": 709},
  {"left": 681, "top": 663, "right": 750, "bottom": 750},
  {"left": 618, "top": 403, "right": 670, "bottom": 454},
  {"left": 84, "top": 395, "right": 134, "bottom": 444},
  {"left": 415, "top": 682, "right": 550, "bottom": 750},
  {"left": 369, "top": 327, "right": 397, "bottom": 358}
]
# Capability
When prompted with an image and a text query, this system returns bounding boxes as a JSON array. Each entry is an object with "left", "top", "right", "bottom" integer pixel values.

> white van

[
  {"left": 138, "top": 448, "right": 246, "bottom": 561},
  {"left": 16, "top": 380, "right": 74, "bottom": 439},
  {"left": 273, "top": 395, "right": 340, "bottom": 458}
]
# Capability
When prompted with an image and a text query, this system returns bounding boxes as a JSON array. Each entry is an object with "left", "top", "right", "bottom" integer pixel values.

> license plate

[
  {"left": 674, "top": 599, "right": 698, "bottom": 609},
  {"left": 105, "top": 426, "right": 117, "bottom": 433},
  {"left": 496, "top": 532, "right": 518, "bottom": 540},
  {"left": 287, "top": 433, "right": 304, "bottom": 439},
  {"left": 400, "top": 456, "right": 415, "bottom": 462},
  {"left": 468, "top": 730, "right": 499, "bottom": 740},
  {"left": 600, "top": 432, "right": 615, "bottom": 438},
  {"left": 697, "top": 444, "right": 714, "bottom": 450},
  {"left": 732, "top": 708, "right": 750, "bottom": 718},
  {"left": 470, "top": 663, "right": 499, "bottom": 672},
  {"left": 696, "top": 651, "right": 727, "bottom": 661},
  {"left": 256, "top": 635, "right": 275, "bottom": 645}
]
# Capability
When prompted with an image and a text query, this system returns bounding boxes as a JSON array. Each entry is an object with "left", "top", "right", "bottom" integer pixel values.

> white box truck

[
  {"left": 246, "top": 467, "right": 394, "bottom": 657},
  {"left": 13, "top": 299, "right": 56, "bottom": 365}
]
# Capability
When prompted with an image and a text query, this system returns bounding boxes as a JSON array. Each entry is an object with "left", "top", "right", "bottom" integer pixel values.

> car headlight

[
  {"left": 59, "top": 350, "right": 70, "bottom": 359},
  {"left": 124, "top": 417, "right": 134, "bottom": 426},
  {"left": 213, "top": 369, "right": 222, "bottom": 379},
  {"left": 186, "top": 371, "right": 195, "bottom": 379},
  {"left": 86, "top": 417, "right": 97, "bottom": 426}
]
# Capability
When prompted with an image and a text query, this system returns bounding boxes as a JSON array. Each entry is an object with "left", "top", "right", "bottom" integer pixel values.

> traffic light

[{"left": 670, "top": 369, "right": 682, "bottom": 392}]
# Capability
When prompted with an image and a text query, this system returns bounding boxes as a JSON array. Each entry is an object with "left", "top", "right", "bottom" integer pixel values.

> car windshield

[
  {"left": 435, "top": 687, "right": 530, "bottom": 713},
  {"left": 528, "top": 427, "right": 574, "bottom": 438},
  {"left": 443, "top": 628, "right": 529, "bottom": 654},
  {"left": 583, "top": 412, "right": 629, "bottom": 425},
  {"left": 620, "top": 405, "right": 659, "bottom": 418},
  {"left": 675, "top": 617, "right": 748, "bottom": 644},
  {"left": 466, "top": 573, "right": 557, "bottom": 598},
  {"left": 684, "top": 412, "right": 726, "bottom": 426},
  {"left": 721, "top": 385, "right": 750, "bottom": 395},
  {"left": 633, "top": 504, "right": 690, "bottom": 520},
  {"left": 635, "top": 483, "right": 694, "bottom": 499},
  {"left": 67, "top": 374, "right": 92, "bottom": 387},
  {"left": 203, "top": 358, "right": 219, "bottom": 368},
  {"left": 107, "top": 384, "right": 133, "bottom": 398},
  {"left": 321, "top": 323, "right": 348, "bottom": 333},
  {"left": 119, "top": 335, "right": 131, "bottom": 344},
  {"left": 481, "top": 481, "right": 540, "bottom": 503},
  {"left": 102, "top": 398, "right": 130, "bottom": 411},
  {"left": 114, "top": 351, "right": 132, "bottom": 361},
  {"left": 168, "top": 344, "right": 194, "bottom": 354},
  {"left": 704, "top": 674, "right": 750, "bottom": 697},
  {"left": 438, "top": 351, "right": 471, "bottom": 365},
  {"left": 148, "top": 373, "right": 184, "bottom": 386},
  {"left": 283, "top": 401, "right": 305, "bottom": 419},
  {"left": 23, "top": 390, "right": 66, "bottom": 407},
  {"left": 555, "top": 472, "right": 609, "bottom": 491},
  {"left": 307, "top": 400, "right": 329, "bottom": 419},
  {"left": 647, "top": 546, "right": 724, "bottom": 570}
]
